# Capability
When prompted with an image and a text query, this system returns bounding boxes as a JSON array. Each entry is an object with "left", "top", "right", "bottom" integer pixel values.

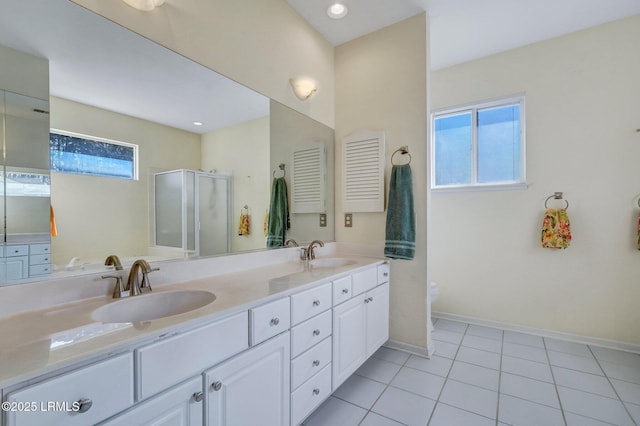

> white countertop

[{"left": 0, "top": 255, "right": 384, "bottom": 389}]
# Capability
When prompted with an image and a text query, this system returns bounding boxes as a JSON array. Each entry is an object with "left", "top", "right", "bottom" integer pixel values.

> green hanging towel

[
  {"left": 384, "top": 164, "right": 415, "bottom": 260},
  {"left": 266, "top": 177, "right": 289, "bottom": 247}
]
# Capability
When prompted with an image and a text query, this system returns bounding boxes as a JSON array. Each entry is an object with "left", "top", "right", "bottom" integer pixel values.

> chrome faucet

[
  {"left": 102, "top": 274, "right": 127, "bottom": 298},
  {"left": 284, "top": 239, "right": 298, "bottom": 247},
  {"left": 104, "top": 254, "right": 123, "bottom": 271},
  {"left": 306, "top": 240, "right": 324, "bottom": 260},
  {"left": 126, "top": 259, "right": 159, "bottom": 295}
]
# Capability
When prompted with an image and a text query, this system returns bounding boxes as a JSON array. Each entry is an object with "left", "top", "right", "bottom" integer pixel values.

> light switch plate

[
  {"left": 344, "top": 213, "right": 352, "bottom": 227},
  {"left": 319, "top": 213, "right": 327, "bottom": 227}
]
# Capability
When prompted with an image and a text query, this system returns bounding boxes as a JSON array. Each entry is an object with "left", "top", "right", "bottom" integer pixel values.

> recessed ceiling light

[
  {"left": 193, "top": 121, "right": 203, "bottom": 126},
  {"left": 327, "top": 3, "right": 348, "bottom": 19}
]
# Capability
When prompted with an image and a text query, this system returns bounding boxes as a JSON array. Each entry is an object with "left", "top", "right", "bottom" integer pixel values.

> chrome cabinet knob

[
  {"left": 193, "top": 392, "right": 204, "bottom": 402},
  {"left": 313, "top": 329, "right": 321, "bottom": 336},
  {"left": 270, "top": 317, "right": 280, "bottom": 326},
  {"left": 312, "top": 388, "right": 320, "bottom": 395},
  {"left": 312, "top": 360, "right": 320, "bottom": 367},
  {"left": 313, "top": 300, "right": 321, "bottom": 307},
  {"left": 76, "top": 398, "right": 93, "bottom": 413},
  {"left": 342, "top": 289, "right": 349, "bottom": 294},
  {"left": 364, "top": 298, "right": 370, "bottom": 303},
  {"left": 211, "top": 381, "right": 222, "bottom": 391},
  {"left": 383, "top": 272, "right": 389, "bottom": 277}
]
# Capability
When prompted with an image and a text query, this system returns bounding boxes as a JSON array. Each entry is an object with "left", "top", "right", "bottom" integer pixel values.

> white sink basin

[
  {"left": 92, "top": 290, "right": 216, "bottom": 323},
  {"left": 309, "top": 258, "right": 357, "bottom": 269}
]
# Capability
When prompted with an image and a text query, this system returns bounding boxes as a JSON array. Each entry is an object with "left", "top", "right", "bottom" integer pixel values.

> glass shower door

[{"left": 196, "top": 173, "right": 231, "bottom": 256}]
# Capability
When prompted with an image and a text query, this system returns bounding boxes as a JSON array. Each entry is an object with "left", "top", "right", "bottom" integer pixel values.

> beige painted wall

[
  {"left": 335, "top": 14, "right": 429, "bottom": 348},
  {"left": 0, "top": 44, "right": 48, "bottom": 100},
  {"left": 201, "top": 117, "right": 270, "bottom": 252},
  {"left": 70, "top": 0, "right": 334, "bottom": 128},
  {"left": 430, "top": 15, "right": 640, "bottom": 344},
  {"left": 49, "top": 97, "right": 201, "bottom": 266}
]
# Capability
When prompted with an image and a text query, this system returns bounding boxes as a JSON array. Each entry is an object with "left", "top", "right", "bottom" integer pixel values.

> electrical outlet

[
  {"left": 344, "top": 213, "right": 353, "bottom": 227},
  {"left": 319, "top": 213, "right": 327, "bottom": 227}
]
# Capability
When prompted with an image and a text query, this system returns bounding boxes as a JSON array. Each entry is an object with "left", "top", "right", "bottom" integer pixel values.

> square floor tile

[
  {"left": 371, "top": 386, "right": 435, "bottom": 426},
  {"left": 501, "top": 355, "right": 553, "bottom": 383},
  {"left": 590, "top": 346, "right": 640, "bottom": 368},
  {"left": 332, "top": 374, "right": 386, "bottom": 409},
  {"left": 433, "top": 318, "right": 468, "bottom": 334},
  {"left": 498, "top": 394, "right": 564, "bottom": 426},
  {"left": 439, "top": 379, "right": 498, "bottom": 419},
  {"left": 405, "top": 354, "right": 452, "bottom": 377},
  {"left": 356, "top": 357, "right": 402, "bottom": 384},
  {"left": 448, "top": 361, "right": 499, "bottom": 391},
  {"left": 547, "top": 350, "right": 603, "bottom": 375},
  {"left": 429, "top": 402, "right": 495, "bottom": 426},
  {"left": 565, "top": 412, "right": 623, "bottom": 426},
  {"left": 557, "top": 386, "right": 635, "bottom": 426},
  {"left": 552, "top": 366, "right": 617, "bottom": 398},
  {"left": 390, "top": 366, "right": 445, "bottom": 400},
  {"left": 461, "top": 334, "right": 502, "bottom": 353},
  {"left": 626, "top": 402, "right": 640, "bottom": 424},
  {"left": 544, "top": 338, "right": 592, "bottom": 358},
  {"left": 466, "top": 324, "right": 503, "bottom": 341},
  {"left": 502, "top": 342, "right": 548, "bottom": 363},
  {"left": 611, "top": 379, "right": 640, "bottom": 405},
  {"left": 432, "top": 329, "right": 465, "bottom": 345},
  {"left": 503, "top": 331, "right": 545, "bottom": 348},
  {"left": 600, "top": 361, "right": 640, "bottom": 384},
  {"left": 359, "top": 412, "right": 404, "bottom": 426},
  {"left": 432, "top": 340, "right": 460, "bottom": 359},
  {"left": 500, "top": 372, "right": 560, "bottom": 408},
  {"left": 302, "top": 396, "right": 367, "bottom": 426},
  {"left": 456, "top": 346, "right": 501, "bottom": 370},
  {"left": 373, "top": 346, "right": 411, "bottom": 365}
]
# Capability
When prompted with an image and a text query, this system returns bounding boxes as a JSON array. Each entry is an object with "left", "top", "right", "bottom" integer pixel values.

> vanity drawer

[
  {"left": 30, "top": 244, "right": 51, "bottom": 255},
  {"left": 291, "top": 309, "right": 332, "bottom": 358},
  {"left": 290, "top": 282, "right": 331, "bottom": 325},
  {"left": 291, "top": 336, "right": 331, "bottom": 390},
  {"left": 250, "top": 297, "right": 291, "bottom": 346},
  {"left": 29, "top": 253, "right": 51, "bottom": 265},
  {"left": 332, "top": 276, "right": 352, "bottom": 306},
  {"left": 378, "top": 263, "right": 390, "bottom": 284},
  {"left": 29, "top": 264, "right": 51, "bottom": 276},
  {"left": 6, "top": 353, "right": 133, "bottom": 426},
  {"left": 136, "top": 311, "right": 248, "bottom": 400},
  {"left": 291, "top": 363, "right": 332, "bottom": 426},
  {"left": 351, "top": 266, "right": 378, "bottom": 296},
  {"left": 4, "top": 245, "right": 29, "bottom": 257}
]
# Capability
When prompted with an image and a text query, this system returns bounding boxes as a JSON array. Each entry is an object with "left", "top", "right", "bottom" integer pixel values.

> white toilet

[{"left": 428, "top": 281, "right": 439, "bottom": 333}]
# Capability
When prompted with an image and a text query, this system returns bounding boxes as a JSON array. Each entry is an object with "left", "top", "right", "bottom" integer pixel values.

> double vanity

[{"left": 0, "top": 250, "right": 390, "bottom": 426}]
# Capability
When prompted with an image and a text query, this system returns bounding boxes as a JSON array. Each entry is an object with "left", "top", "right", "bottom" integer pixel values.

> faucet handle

[
  {"left": 299, "top": 247, "right": 308, "bottom": 261},
  {"left": 102, "top": 275, "right": 128, "bottom": 299}
]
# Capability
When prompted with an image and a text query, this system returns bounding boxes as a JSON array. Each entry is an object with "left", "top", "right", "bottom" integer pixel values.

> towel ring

[
  {"left": 273, "top": 163, "right": 285, "bottom": 178},
  {"left": 545, "top": 193, "right": 569, "bottom": 210},
  {"left": 391, "top": 146, "right": 411, "bottom": 165},
  {"left": 241, "top": 205, "right": 248, "bottom": 215}
]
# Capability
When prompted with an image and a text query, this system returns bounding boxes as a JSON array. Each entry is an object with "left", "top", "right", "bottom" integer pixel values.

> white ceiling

[{"left": 287, "top": 0, "right": 640, "bottom": 70}]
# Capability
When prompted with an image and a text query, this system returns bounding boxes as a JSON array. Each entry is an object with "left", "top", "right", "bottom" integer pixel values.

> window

[
  {"left": 431, "top": 95, "right": 525, "bottom": 190},
  {"left": 50, "top": 130, "right": 138, "bottom": 180}
]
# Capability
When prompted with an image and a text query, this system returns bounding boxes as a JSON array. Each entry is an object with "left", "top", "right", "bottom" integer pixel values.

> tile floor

[{"left": 302, "top": 318, "right": 640, "bottom": 426}]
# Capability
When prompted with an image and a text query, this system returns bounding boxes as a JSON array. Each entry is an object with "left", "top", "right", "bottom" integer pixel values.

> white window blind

[
  {"left": 291, "top": 144, "right": 326, "bottom": 213},
  {"left": 342, "top": 130, "right": 385, "bottom": 212}
]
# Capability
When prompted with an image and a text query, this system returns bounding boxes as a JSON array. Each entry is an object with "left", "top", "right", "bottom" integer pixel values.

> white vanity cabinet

[
  {"left": 204, "top": 332, "right": 290, "bottom": 426},
  {"left": 98, "top": 376, "right": 203, "bottom": 426},
  {"left": 5, "top": 353, "right": 133, "bottom": 426},
  {"left": 332, "top": 264, "right": 390, "bottom": 390}
]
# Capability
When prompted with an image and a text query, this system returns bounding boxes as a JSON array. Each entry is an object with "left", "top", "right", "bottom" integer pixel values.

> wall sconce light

[
  {"left": 289, "top": 78, "right": 318, "bottom": 101},
  {"left": 121, "top": 0, "right": 165, "bottom": 11}
]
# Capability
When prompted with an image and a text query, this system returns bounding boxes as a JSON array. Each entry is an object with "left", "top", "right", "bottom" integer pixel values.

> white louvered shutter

[
  {"left": 291, "top": 144, "right": 327, "bottom": 213},
  {"left": 342, "top": 130, "right": 385, "bottom": 212}
]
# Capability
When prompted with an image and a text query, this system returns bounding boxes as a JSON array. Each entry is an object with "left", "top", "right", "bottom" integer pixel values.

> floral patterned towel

[{"left": 541, "top": 208, "right": 571, "bottom": 249}]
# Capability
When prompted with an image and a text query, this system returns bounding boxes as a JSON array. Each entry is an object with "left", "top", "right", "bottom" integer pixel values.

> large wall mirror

[{"left": 0, "top": 0, "right": 334, "bottom": 286}]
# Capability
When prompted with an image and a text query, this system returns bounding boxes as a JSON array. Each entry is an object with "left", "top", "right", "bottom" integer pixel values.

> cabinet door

[
  {"left": 99, "top": 377, "right": 202, "bottom": 426},
  {"left": 205, "top": 332, "right": 290, "bottom": 426},
  {"left": 332, "top": 295, "right": 366, "bottom": 390},
  {"left": 0, "top": 255, "right": 28, "bottom": 280},
  {"left": 365, "top": 283, "right": 390, "bottom": 357}
]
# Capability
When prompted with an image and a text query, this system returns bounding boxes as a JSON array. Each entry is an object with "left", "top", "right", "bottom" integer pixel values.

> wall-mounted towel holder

[
  {"left": 545, "top": 192, "right": 569, "bottom": 209},
  {"left": 273, "top": 163, "right": 285, "bottom": 178},
  {"left": 391, "top": 146, "right": 411, "bottom": 165}
]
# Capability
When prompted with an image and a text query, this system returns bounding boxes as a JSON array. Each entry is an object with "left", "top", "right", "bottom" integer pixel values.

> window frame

[
  {"left": 430, "top": 94, "right": 527, "bottom": 192},
  {"left": 50, "top": 129, "right": 139, "bottom": 181}
]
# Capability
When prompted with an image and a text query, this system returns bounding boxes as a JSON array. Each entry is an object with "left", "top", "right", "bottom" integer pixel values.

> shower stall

[{"left": 154, "top": 169, "right": 232, "bottom": 257}]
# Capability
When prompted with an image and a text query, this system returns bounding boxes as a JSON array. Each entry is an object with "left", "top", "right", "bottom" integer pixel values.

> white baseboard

[
  {"left": 384, "top": 339, "right": 430, "bottom": 358},
  {"left": 433, "top": 311, "right": 640, "bottom": 354}
]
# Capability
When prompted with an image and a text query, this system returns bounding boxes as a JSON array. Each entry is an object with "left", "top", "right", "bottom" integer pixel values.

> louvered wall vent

[
  {"left": 291, "top": 144, "right": 326, "bottom": 213},
  {"left": 342, "top": 130, "right": 385, "bottom": 212}
]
